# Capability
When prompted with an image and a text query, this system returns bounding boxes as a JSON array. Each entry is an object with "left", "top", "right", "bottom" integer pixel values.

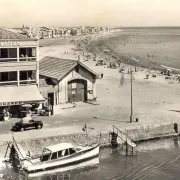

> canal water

[{"left": 2, "top": 137, "right": 180, "bottom": 180}]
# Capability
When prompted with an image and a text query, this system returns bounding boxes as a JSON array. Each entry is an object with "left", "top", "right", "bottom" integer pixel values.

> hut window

[{"left": 72, "top": 83, "right": 76, "bottom": 89}]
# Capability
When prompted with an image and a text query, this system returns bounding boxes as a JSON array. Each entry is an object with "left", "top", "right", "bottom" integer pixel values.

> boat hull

[
  {"left": 23, "top": 144, "right": 100, "bottom": 174},
  {"left": 28, "top": 156, "right": 99, "bottom": 178}
]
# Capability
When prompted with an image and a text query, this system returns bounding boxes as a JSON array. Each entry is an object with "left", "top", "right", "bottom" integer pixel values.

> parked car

[{"left": 12, "top": 118, "right": 43, "bottom": 132}]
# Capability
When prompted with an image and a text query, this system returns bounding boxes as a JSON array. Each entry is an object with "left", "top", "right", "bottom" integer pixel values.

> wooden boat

[
  {"left": 28, "top": 157, "right": 99, "bottom": 178},
  {"left": 21, "top": 143, "right": 100, "bottom": 174}
]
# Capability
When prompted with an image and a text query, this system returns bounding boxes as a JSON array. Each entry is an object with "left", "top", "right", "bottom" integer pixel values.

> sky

[{"left": 0, "top": 0, "right": 180, "bottom": 28}]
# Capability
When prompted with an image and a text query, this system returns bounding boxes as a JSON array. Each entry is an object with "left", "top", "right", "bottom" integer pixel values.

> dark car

[{"left": 12, "top": 119, "right": 43, "bottom": 132}]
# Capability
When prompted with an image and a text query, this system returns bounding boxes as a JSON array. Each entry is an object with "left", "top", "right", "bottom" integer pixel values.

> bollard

[
  {"left": 110, "top": 132, "right": 118, "bottom": 147},
  {"left": 174, "top": 123, "right": 178, "bottom": 133}
]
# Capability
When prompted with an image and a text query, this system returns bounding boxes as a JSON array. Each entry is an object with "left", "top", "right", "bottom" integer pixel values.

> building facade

[
  {"left": 39, "top": 56, "right": 98, "bottom": 115},
  {"left": 0, "top": 28, "right": 44, "bottom": 118}
]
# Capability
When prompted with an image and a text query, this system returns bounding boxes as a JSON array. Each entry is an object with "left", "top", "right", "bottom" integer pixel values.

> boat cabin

[{"left": 40, "top": 143, "right": 77, "bottom": 162}]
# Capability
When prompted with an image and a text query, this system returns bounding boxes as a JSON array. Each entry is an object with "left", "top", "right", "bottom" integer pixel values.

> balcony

[
  {"left": 0, "top": 61, "right": 37, "bottom": 72},
  {"left": 0, "top": 80, "right": 36, "bottom": 86}
]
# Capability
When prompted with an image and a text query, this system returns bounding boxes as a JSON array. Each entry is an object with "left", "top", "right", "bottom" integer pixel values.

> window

[
  {"left": 72, "top": 83, "right": 76, "bottom": 89},
  {"left": 41, "top": 149, "right": 51, "bottom": 162},
  {"left": 20, "top": 71, "right": 34, "bottom": 80},
  {"left": 20, "top": 71, "right": 28, "bottom": 80},
  {"left": 0, "top": 49, "right": 8, "bottom": 58},
  {"left": 8, "top": 72, "right": 17, "bottom": 81},
  {"left": 8, "top": 48, "right": 17, "bottom": 58},
  {"left": 51, "top": 152, "right": 57, "bottom": 160},
  {"left": 0, "top": 72, "right": 17, "bottom": 82},
  {"left": 69, "top": 148, "right": 76, "bottom": 155},
  {"left": 41, "top": 154, "right": 50, "bottom": 161},
  {"left": 58, "top": 150, "right": 63, "bottom": 158},
  {"left": 0, "top": 48, "right": 17, "bottom": 58},
  {"left": 61, "top": 149, "right": 69, "bottom": 157},
  {"left": 19, "top": 48, "right": 36, "bottom": 57},
  {"left": 1, "top": 72, "right": 8, "bottom": 81},
  {"left": 64, "top": 149, "right": 69, "bottom": 156}
]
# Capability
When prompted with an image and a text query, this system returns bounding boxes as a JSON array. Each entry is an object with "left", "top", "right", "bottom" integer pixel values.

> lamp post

[{"left": 130, "top": 70, "right": 133, "bottom": 123}]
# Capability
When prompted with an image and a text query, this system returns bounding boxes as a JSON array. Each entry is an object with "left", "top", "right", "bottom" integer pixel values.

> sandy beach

[{"left": 39, "top": 29, "right": 180, "bottom": 131}]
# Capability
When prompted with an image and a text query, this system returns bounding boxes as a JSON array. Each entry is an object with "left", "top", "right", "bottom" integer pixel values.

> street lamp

[{"left": 130, "top": 69, "right": 133, "bottom": 123}]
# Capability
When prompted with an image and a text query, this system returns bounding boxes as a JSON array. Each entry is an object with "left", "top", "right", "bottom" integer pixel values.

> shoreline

[
  {"left": 79, "top": 31, "right": 180, "bottom": 74},
  {"left": 0, "top": 122, "right": 179, "bottom": 158}
]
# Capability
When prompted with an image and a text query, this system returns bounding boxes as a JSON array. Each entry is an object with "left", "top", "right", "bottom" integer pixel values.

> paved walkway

[{"left": 0, "top": 126, "right": 83, "bottom": 143}]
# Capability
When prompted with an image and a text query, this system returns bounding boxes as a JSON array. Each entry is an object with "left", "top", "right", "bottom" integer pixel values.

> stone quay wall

[{"left": 0, "top": 122, "right": 179, "bottom": 158}]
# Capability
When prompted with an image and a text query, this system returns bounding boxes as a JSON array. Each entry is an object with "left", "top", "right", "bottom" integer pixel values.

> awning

[{"left": 0, "top": 85, "right": 45, "bottom": 106}]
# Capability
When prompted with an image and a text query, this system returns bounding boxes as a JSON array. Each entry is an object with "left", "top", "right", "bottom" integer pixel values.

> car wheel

[
  {"left": 37, "top": 125, "right": 42, "bottom": 129},
  {"left": 20, "top": 127, "right": 24, "bottom": 132}
]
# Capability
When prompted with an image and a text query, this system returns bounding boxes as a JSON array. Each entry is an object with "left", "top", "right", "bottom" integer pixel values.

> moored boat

[{"left": 21, "top": 143, "right": 100, "bottom": 174}]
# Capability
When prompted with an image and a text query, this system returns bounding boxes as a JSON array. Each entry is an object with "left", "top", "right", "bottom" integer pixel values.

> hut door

[{"left": 68, "top": 80, "right": 87, "bottom": 102}]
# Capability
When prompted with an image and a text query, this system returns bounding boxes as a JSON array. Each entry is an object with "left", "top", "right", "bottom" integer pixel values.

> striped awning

[{"left": 0, "top": 85, "right": 45, "bottom": 106}]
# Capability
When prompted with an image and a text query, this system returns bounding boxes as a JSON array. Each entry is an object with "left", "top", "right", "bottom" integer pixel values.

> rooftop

[
  {"left": 40, "top": 56, "right": 77, "bottom": 80},
  {"left": 45, "top": 143, "right": 74, "bottom": 152},
  {"left": 0, "top": 28, "right": 29, "bottom": 39},
  {"left": 40, "top": 56, "right": 98, "bottom": 81}
]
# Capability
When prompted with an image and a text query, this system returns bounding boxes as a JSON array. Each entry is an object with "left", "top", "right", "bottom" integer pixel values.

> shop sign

[
  {"left": 0, "top": 101, "right": 24, "bottom": 106},
  {"left": 0, "top": 41, "right": 20, "bottom": 47}
]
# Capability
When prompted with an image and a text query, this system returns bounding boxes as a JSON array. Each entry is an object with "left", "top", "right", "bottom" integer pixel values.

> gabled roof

[
  {"left": 40, "top": 56, "right": 98, "bottom": 81},
  {"left": 0, "top": 28, "right": 29, "bottom": 39}
]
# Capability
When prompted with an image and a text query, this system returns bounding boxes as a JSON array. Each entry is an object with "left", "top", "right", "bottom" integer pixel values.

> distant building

[
  {"left": 39, "top": 56, "right": 98, "bottom": 115},
  {"left": 0, "top": 28, "right": 44, "bottom": 118},
  {"left": 40, "top": 27, "right": 53, "bottom": 38}
]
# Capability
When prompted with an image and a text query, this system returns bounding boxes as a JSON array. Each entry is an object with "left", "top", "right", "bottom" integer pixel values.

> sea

[
  {"left": 87, "top": 27, "right": 180, "bottom": 71},
  {"left": 1, "top": 137, "right": 180, "bottom": 180}
]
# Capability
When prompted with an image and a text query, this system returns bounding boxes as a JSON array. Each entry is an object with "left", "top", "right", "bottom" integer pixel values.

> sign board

[
  {"left": 0, "top": 41, "right": 20, "bottom": 47},
  {"left": 0, "top": 100, "right": 42, "bottom": 106},
  {"left": 72, "top": 90, "right": 76, "bottom": 95}
]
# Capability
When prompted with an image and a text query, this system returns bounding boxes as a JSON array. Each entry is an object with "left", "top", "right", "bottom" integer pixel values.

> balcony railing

[
  {"left": 19, "top": 79, "right": 36, "bottom": 85},
  {"left": 0, "top": 57, "right": 36, "bottom": 62},
  {"left": 0, "top": 81, "right": 18, "bottom": 86},
  {"left": 0, "top": 79, "right": 36, "bottom": 86},
  {"left": 19, "top": 57, "right": 36, "bottom": 61},
  {"left": 0, "top": 58, "right": 17, "bottom": 62}
]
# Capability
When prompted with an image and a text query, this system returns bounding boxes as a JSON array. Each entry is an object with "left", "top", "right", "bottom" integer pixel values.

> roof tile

[
  {"left": 0, "top": 28, "right": 29, "bottom": 39},
  {"left": 39, "top": 56, "right": 77, "bottom": 80}
]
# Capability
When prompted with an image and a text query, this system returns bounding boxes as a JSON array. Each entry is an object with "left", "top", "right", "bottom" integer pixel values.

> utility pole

[{"left": 130, "top": 70, "right": 133, "bottom": 123}]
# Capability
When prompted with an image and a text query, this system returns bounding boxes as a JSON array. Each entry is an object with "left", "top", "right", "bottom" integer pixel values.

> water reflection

[
  {"left": 137, "top": 137, "right": 180, "bottom": 152},
  {"left": 2, "top": 137, "right": 180, "bottom": 180}
]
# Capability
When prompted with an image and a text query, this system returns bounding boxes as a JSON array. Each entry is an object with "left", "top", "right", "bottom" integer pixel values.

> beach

[
  {"left": 38, "top": 28, "right": 180, "bottom": 130},
  {"left": 1, "top": 28, "right": 180, "bottom": 160}
]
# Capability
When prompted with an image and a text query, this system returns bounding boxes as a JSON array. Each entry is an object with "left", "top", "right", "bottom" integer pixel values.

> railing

[
  {"left": 19, "top": 57, "right": 36, "bottom": 61},
  {"left": 0, "top": 81, "right": 18, "bottom": 86},
  {"left": 0, "top": 57, "right": 36, "bottom": 62},
  {"left": 112, "top": 125, "right": 136, "bottom": 148},
  {"left": 0, "top": 58, "right": 17, "bottom": 62},
  {"left": 0, "top": 80, "right": 36, "bottom": 86},
  {"left": 19, "top": 80, "right": 36, "bottom": 85}
]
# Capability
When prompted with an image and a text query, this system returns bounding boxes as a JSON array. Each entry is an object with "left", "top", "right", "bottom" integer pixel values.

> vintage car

[{"left": 12, "top": 117, "right": 43, "bottom": 132}]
